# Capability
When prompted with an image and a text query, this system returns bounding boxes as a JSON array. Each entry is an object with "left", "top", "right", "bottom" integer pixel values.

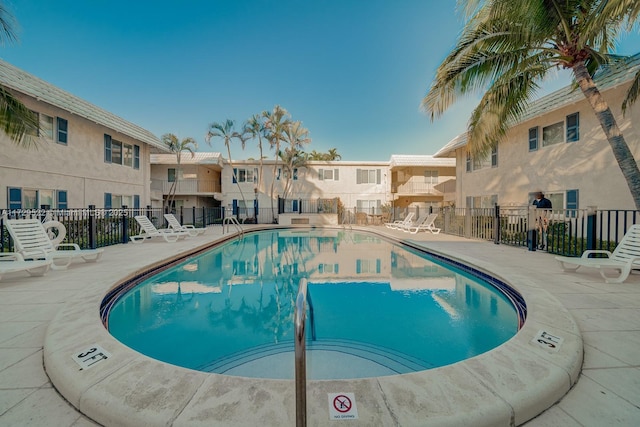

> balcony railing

[
  {"left": 391, "top": 181, "right": 441, "bottom": 195},
  {"left": 151, "top": 179, "right": 221, "bottom": 195}
]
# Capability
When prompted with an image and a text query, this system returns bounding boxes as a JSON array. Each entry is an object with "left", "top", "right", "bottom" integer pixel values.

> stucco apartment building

[
  {"left": 150, "top": 154, "right": 456, "bottom": 220},
  {"left": 0, "top": 60, "right": 167, "bottom": 211},
  {"left": 434, "top": 53, "right": 640, "bottom": 211}
]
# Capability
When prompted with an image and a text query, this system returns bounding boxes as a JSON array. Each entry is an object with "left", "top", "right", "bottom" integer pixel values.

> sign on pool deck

[
  {"left": 328, "top": 392, "right": 359, "bottom": 420},
  {"left": 532, "top": 330, "right": 564, "bottom": 352},
  {"left": 72, "top": 344, "right": 111, "bottom": 370}
]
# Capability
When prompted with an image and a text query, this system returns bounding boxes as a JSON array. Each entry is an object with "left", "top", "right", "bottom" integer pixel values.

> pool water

[{"left": 106, "top": 229, "right": 521, "bottom": 379}]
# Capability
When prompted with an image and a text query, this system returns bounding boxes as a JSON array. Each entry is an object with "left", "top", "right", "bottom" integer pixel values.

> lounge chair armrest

[
  {"left": 0, "top": 252, "right": 25, "bottom": 261},
  {"left": 581, "top": 250, "right": 612, "bottom": 259},
  {"left": 57, "top": 243, "right": 82, "bottom": 251}
]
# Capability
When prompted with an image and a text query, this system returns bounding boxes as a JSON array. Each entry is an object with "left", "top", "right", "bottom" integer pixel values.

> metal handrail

[
  {"left": 295, "top": 278, "right": 308, "bottom": 427},
  {"left": 222, "top": 216, "right": 243, "bottom": 235}
]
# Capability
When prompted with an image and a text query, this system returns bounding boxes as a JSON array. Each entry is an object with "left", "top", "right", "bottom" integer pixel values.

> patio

[{"left": 0, "top": 225, "right": 638, "bottom": 426}]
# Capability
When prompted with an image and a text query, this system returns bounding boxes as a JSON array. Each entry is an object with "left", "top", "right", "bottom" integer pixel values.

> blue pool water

[{"left": 105, "top": 229, "right": 523, "bottom": 379}]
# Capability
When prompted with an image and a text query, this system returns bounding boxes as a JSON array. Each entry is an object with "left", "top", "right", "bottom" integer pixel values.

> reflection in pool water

[{"left": 106, "top": 229, "right": 521, "bottom": 379}]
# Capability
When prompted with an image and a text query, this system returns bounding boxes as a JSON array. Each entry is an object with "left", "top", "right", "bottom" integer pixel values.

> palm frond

[
  {"left": 622, "top": 69, "right": 640, "bottom": 115},
  {"left": 0, "top": 86, "right": 39, "bottom": 147}
]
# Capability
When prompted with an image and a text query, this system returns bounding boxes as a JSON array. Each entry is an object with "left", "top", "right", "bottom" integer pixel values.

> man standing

[{"left": 532, "top": 191, "right": 552, "bottom": 249}]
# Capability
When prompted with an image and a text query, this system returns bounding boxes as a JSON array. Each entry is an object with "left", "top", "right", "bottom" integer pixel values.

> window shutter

[
  {"left": 56, "top": 117, "right": 68, "bottom": 144},
  {"left": 57, "top": 190, "right": 68, "bottom": 209},
  {"left": 356, "top": 169, "right": 362, "bottom": 184},
  {"left": 104, "top": 134, "right": 112, "bottom": 163},
  {"left": 233, "top": 168, "right": 237, "bottom": 184},
  {"left": 134, "top": 195, "right": 140, "bottom": 209},
  {"left": 566, "top": 113, "right": 579, "bottom": 142},
  {"left": 528, "top": 127, "right": 538, "bottom": 151},
  {"left": 232, "top": 199, "right": 238, "bottom": 215},
  {"left": 8, "top": 187, "right": 22, "bottom": 209},
  {"left": 377, "top": 169, "right": 381, "bottom": 184},
  {"left": 293, "top": 168, "right": 298, "bottom": 180},
  {"left": 334, "top": 169, "right": 339, "bottom": 181},
  {"left": 104, "top": 193, "right": 112, "bottom": 209},
  {"left": 133, "top": 145, "right": 140, "bottom": 169},
  {"left": 318, "top": 169, "right": 324, "bottom": 180}
]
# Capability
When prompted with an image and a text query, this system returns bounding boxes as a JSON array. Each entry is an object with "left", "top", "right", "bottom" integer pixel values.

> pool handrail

[
  {"left": 222, "top": 216, "right": 243, "bottom": 235},
  {"left": 295, "top": 278, "right": 308, "bottom": 427}
]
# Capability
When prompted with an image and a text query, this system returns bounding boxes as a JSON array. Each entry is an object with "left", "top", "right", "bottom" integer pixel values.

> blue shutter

[
  {"left": 232, "top": 199, "right": 238, "bottom": 216},
  {"left": 233, "top": 168, "right": 237, "bottom": 184},
  {"left": 566, "top": 189, "right": 578, "bottom": 217},
  {"left": 293, "top": 168, "right": 298, "bottom": 180},
  {"left": 8, "top": 187, "right": 22, "bottom": 209},
  {"left": 292, "top": 199, "right": 298, "bottom": 212},
  {"left": 133, "top": 145, "right": 140, "bottom": 169},
  {"left": 104, "top": 134, "right": 112, "bottom": 162},
  {"left": 134, "top": 195, "right": 140, "bottom": 209},
  {"left": 566, "top": 113, "right": 579, "bottom": 142},
  {"left": 356, "top": 259, "right": 361, "bottom": 274},
  {"left": 57, "top": 117, "right": 68, "bottom": 144},
  {"left": 376, "top": 259, "right": 381, "bottom": 274},
  {"left": 57, "top": 190, "right": 68, "bottom": 209},
  {"left": 104, "top": 193, "right": 112, "bottom": 209},
  {"left": 528, "top": 127, "right": 538, "bottom": 151}
]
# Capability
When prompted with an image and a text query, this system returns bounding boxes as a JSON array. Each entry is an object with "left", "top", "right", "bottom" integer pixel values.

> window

[
  {"left": 112, "top": 140, "right": 123, "bottom": 164},
  {"left": 233, "top": 168, "right": 258, "bottom": 183},
  {"left": 7, "top": 187, "right": 67, "bottom": 209},
  {"left": 528, "top": 127, "right": 539, "bottom": 151},
  {"left": 105, "top": 134, "right": 139, "bottom": 169},
  {"left": 356, "top": 259, "right": 381, "bottom": 274},
  {"left": 168, "top": 168, "right": 176, "bottom": 182},
  {"left": 566, "top": 113, "right": 579, "bottom": 142},
  {"left": 542, "top": 121, "right": 563, "bottom": 146},
  {"left": 318, "top": 168, "right": 339, "bottom": 181},
  {"left": 491, "top": 146, "right": 498, "bottom": 167},
  {"left": 56, "top": 117, "right": 68, "bottom": 144},
  {"left": 424, "top": 170, "right": 439, "bottom": 185},
  {"left": 40, "top": 114, "right": 54, "bottom": 140},
  {"left": 468, "top": 194, "right": 497, "bottom": 208},
  {"left": 356, "top": 169, "right": 381, "bottom": 184},
  {"left": 123, "top": 144, "right": 133, "bottom": 167},
  {"left": 472, "top": 151, "right": 492, "bottom": 170}
]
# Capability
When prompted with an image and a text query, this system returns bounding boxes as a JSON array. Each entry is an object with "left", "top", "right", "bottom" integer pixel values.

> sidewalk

[{"left": 0, "top": 226, "right": 638, "bottom": 426}]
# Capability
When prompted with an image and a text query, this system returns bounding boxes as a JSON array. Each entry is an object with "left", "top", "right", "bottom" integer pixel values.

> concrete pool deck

[{"left": 0, "top": 225, "right": 638, "bottom": 426}]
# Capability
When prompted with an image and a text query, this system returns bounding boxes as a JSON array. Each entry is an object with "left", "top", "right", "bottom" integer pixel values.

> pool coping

[{"left": 43, "top": 226, "right": 583, "bottom": 426}]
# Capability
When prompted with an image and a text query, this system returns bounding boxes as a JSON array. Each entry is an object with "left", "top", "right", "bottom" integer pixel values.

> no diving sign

[{"left": 328, "top": 392, "right": 358, "bottom": 420}]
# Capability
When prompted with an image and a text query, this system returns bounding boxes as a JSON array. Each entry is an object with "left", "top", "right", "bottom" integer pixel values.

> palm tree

[
  {"left": 263, "top": 105, "right": 292, "bottom": 220},
  {"left": 161, "top": 133, "right": 197, "bottom": 212},
  {"left": 244, "top": 113, "right": 267, "bottom": 194},
  {"left": 206, "top": 119, "right": 249, "bottom": 214},
  {"left": 326, "top": 148, "right": 342, "bottom": 161},
  {"left": 281, "top": 121, "right": 311, "bottom": 200},
  {"left": 0, "top": 2, "right": 39, "bottom": 146},
  {"left": 422, "top": 0, "right": 640, "bottom": 208}
]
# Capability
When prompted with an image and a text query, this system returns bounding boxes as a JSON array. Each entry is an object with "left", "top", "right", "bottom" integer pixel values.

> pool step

[{"left": 198, "top": 338, "right": 433, "bottom": 378}]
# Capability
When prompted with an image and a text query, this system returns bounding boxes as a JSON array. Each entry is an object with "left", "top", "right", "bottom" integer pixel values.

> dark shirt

[{"left": 533, "top": 197, "right": 552, "bottom": 209}]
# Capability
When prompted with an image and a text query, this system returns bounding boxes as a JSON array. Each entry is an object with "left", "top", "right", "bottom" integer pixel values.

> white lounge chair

[
  {"left": 130, "top": 215, "right": 189, "bottom": 243},
  {"left": 4, "top": 218, "right": 103, "bottom": 270},
  {"left": 0, "top": 252, "right": 52, "bottom": 281},
  {"left": 164, "top": 214, "right": 207, "bottom": 237},
  {"left": 385, "top": 212, "right": 415, "bottom": 230},
  {"left": 555, "top": 224, "right": 640, "bottom": 284},
  {"left": 402, "top": 213, "right": 441, "bottom": 235}
]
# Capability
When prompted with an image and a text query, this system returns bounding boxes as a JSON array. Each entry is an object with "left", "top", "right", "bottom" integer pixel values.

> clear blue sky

[{"left": 2, "top": 0, "right": 639, "bottom": 160}]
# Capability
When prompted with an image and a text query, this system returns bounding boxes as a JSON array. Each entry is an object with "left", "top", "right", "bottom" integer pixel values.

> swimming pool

[{"left": 104, "top": 229, "right": 524, "bottom": 379}]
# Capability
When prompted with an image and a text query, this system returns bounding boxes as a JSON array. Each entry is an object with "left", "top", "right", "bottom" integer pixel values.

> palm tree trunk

[
  {"left": 573, "top": 62, "right": 640, "bottom": 210},
  {"left": 270, "top": 141, "right": 280, "bottom": 221}
]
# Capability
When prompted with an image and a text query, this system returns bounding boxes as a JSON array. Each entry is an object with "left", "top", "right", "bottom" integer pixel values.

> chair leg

[{"left": 602, "top": 266, "right": 629, "bottom": 284}]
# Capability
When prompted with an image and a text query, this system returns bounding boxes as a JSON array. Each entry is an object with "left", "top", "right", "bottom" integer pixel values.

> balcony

[
  {"left": 391, "top": 181, "right": 441, "bottom": 196},
  {"left": 151, "top": 179, "right": 221, "bottom": 195}
]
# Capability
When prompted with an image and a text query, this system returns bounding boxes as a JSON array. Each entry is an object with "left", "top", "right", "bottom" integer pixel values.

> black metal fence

[
  {"left": 1, "top": 206, "right": 226, "bottom": 251},
  {"left": 2, "top": 203, "right": 638, "bottom": 257}
]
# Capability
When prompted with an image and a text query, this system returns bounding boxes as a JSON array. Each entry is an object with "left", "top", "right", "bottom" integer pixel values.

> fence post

[
  {"left": 527, "top": 205, "right": 537, "bottom": 251},
  {"left": 464, "top": 208, "right": 471, "bottom": 239},
  {"left": 88, "top": 205, "right": 97, "bottom": 249},
  {"left": 586, "top": 206, "right": 597, "bottom": 251},
  {"left": 494, "top": 204, "right": 500, "bottom": 245},
  {"left": 121, "top": 205, "right": 129, "bottom": 244}
]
